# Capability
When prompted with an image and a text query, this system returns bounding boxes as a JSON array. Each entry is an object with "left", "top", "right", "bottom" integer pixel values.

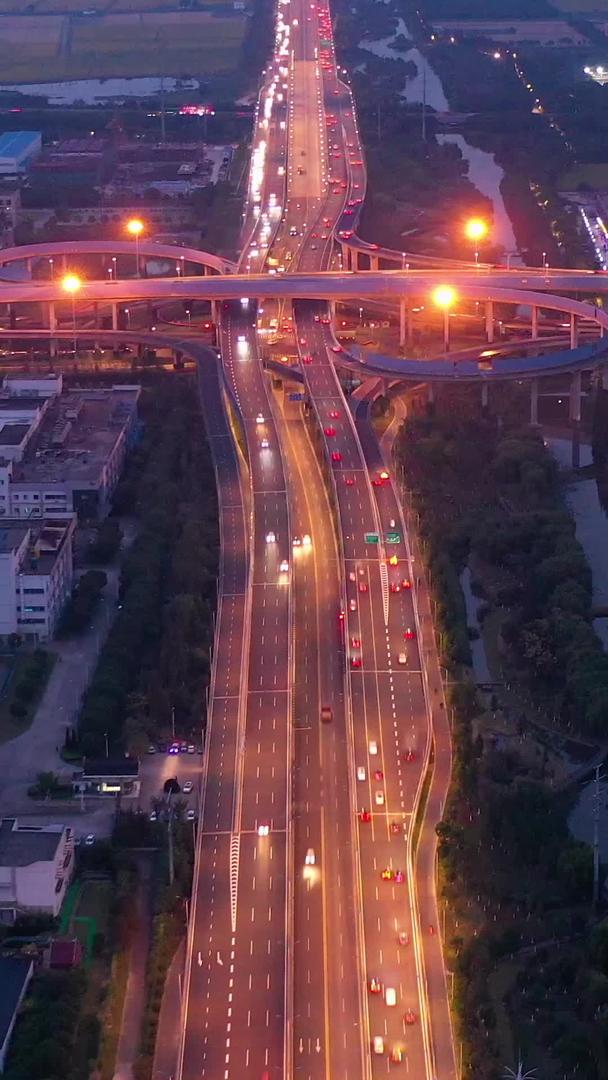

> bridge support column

[
  {"left": 399, "top": 299, "right": 406, "bottom": 348},
  {"left": 26, "top": 258, "right": 32, "bottom": 275},
  {"left": 569, "top": 370, "right": 582, "bottom": 424},
  {"left": 330, "top": 300, "right": 336, "bottom": 323},
  {"left": 48, "top": 301, "right": 57, "bottom": 358},
  {"left": 570, "top": 313, "right": 579, "bottom": 350},
  {"left": 530, "top": 378, "right": 539, "bottom": 426},
  {"left": 531, "top": 305, "right": 539, "bottom": 340},
  {"left": 61, "top": 254, "right": 67, "bottom": 273},
  {"left": 427, "top": 383, "right": 435, "bottom": 406},
  {"left": 211, "top": 300, "right": 218, "bottom": 325},
  {"left": 602, "top": 366, "right": 608, "bottom": 391},
  {"left": 111, "top": 303, "right": 118, "bottom": 332},
  {"left": 370, "top": 255, "right": 379, "bottom": 271},
  {"left": 481, "top": 381, "right": 489, "bottom": 410},
  {"left": 485, "top": 301, "right": 494, "bottom": 344}
]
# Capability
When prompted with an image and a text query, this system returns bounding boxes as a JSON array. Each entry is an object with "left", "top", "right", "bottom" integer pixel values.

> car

[
  {"left": 351, "top": 636, "right": 360, "bottom": 648},
  {"left": 357, "top": 765, "right": 366, "bottom": 781},
  {"left": 329, "top": 409, "right": 340, "bottom": 419},
  {"left": 302, "top": 533, "right": 312, "bottom": 547},
  {"left": 360, "top": 808, "right": 371, "bottom": 822},
  {"left": 314, "top": 314, "right": 321, "bottom": 323},
  {"left": 373, "top": 769, "right": 384, "bottom": 781},
  {"left": 358, "top": 581, "right": 368, "bottom": 593},
  {"left": 398, "top": 931, "right": 409, "bottom": 946},
  {"left": 186, "top": 809, "right": 196, "bottom": 822},
  {"left": 266, "top": 531, "right": 276, "bottom": 544},
  {"left": 299, "top": 337, "right": 307, "bottom": 346},
  {"left": 302, "top": 354, "right": 313, "bottom": 364},
  {"left": 351, "top": 655, "right": 362, "bottom": 668},
  {"left": 147, "top": 744, "right": 157, "bottom": 754},
  {"left": 258, "top": 822, "right": 270, "bottom": 837},
  {"left": 344, "top": 476, "right": 354, "bottom": 486},
  {"left": 380, "top": 470, "right": 389, "bottom": 480},
  {"left": 404, "top": 1009, "right": 417, "bottom": 1025},
  {"left": 402, "top": 748, "right": 416, "bottom": 763},
  {"left": 279, "top": 559, "right": 289, "bottom": 573},
  {"left": 149, "top": 810, "right": 158, "bottom": 822},
  {"left": 369, "top": 739, "right": 378, "bottom": 755},
  {"left": 398, "top": 652, "right": 407, "bottom": 665},
  {"left": 349, "top": 598, "right": 357, "bottom": 612},
  {"left": 373, "top": 1036, "right": 384, "bottom": 1056},
  {"left": 168, "top": 743, "right": 179, "bottom": 755},
  {"left": 381, "top": 867, "right": 393, "bottom": 881},
  {"left": 324, "top": 426, "right": 336, "bottom": 437},
  {"left": 389, "top": 554, "right": 398, "bottom": 566},
  {"left": 390, "top": 582, "right": 401, "bottom": 594},
  {"left": 305, "top": 847, "right": 316, "bottom": 865},
  {"left": 369, "top": 977, "right": 382, "bottom": 994},
  {"left": 372, "top": 477, "right": 383, "bottom": 487},
  {"left": 391, "top": 821, "right": 404, "bottom": 835},
  {"left": 331, "top": 451, "right": 342, "bottom": 462},
  {"left": 330, "top": 345, "right": 342, "bottom": 353},
  {"left": 385, "top": 987, "right": 397, "bottom": 1007},
  {"left": 260, "top": 438, "right": 269, "bottom": 449},
  {"left": 187, "top": 744, "right": 195, "bottom": 754},
  {"left": 390, "top": 1047, "right": 403, "bottom": 1064},
  {"left": 375, "top": 790, "right": 384, "bottom": 806},
  {"left": 349, "top": 570, "right": 356, "bottom": 582},
  {"left": 84, "top": 833, "right": 95, "bottom": 846},
  {"left": 404, "top": 627, "right": 416, "bottom": 640},
  {"left": 292, "top": 535, "right": 302, "bottom": 547},
  {"left": 401, "top": 579, "right": 412, "bottom": 590},
  {"left": 183, "top": 780, "right": 193, "bottom": 794},
  {"left": 256, "top": 413, "right": 265, "bottom": 424},
  {"left": 394, "top": 869, "right": 405, "bottom": 883}
]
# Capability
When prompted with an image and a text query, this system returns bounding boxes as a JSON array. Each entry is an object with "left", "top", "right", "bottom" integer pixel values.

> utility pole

[
  {"left": 593, "top": 765, "right": 604, "bottom": 908},
  {"left": 171, "top": 705, "right": 176, "bottom": 740},
  {"left": 168, "top": 811, "right": 175, "bottom": 886},
  {"left": 421, "top": 64, "right": 427, "bottom": 143}
]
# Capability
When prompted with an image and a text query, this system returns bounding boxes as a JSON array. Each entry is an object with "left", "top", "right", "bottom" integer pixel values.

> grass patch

[
  {"left": 0, "top": 649, "right": 55, "bottom": 745},
  {"left": 97, "top": 946, "right": 130, "bottom": 1080}
]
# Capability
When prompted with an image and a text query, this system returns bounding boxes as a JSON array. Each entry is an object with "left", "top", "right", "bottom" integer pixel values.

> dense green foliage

[
  {"left": 77, "top": 376, "right": 218, "bottom": 758},
  {"left": 60, "top": 570, "right": 107, "bottom": 636}
]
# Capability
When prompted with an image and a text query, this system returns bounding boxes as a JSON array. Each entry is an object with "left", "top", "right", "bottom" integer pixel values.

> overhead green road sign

[
  {"left": 364, "top": 532, "right": 379, "bottom": 544},
  {"left": 386, "top": 531, "right": 401, "bottom": 544}
]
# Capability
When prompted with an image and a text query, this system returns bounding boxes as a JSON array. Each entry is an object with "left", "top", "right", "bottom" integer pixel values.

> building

[
  {"left": 0, "top": 132, "right": 41, "bottom": 176},
  {"left": 0, "top": 818, "right": 74, "bottom": 924},
  {"left": 0, "top": 515, "right": 76, "bottom": 642},
  {"left": 72, "top": 757, "right": 140, "bottom": 797},
  {"left": 29, "top": 137, "right": 114, "bottom": 193},
  {"left": 0, "top": 378, "right": 141, "bottom": 521},
  {"left": 0, "top": 956, "right": 33, "bottom": 1071}
]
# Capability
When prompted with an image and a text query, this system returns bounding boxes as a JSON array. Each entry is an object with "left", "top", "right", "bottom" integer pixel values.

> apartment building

[{"left": 0, "top": 818, "right": 74, "bottom": 925}]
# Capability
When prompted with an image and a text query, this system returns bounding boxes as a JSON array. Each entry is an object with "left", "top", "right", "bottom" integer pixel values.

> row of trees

[{"left": 77, "top": 374, "right": 218, "bottom": 759}]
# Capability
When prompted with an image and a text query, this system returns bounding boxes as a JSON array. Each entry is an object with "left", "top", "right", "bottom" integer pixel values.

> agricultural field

[{"left": 0, "top": 8, "right": 246, "bottom": 81}]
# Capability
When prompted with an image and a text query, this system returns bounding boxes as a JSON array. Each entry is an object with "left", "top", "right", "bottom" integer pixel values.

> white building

[
  {"left": 0, "top": 818, "right": 74, "bottom": 924},
  {"left": 0, "top": 515, "right": 76, "bottom": 642}
]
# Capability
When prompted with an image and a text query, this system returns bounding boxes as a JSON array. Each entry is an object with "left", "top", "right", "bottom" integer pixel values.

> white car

[
  {"left": 302, "top": 533, "right": 312, "bottom": 547},
  {"left": 260, "top": 438, "right": 269, "bottom": 449},
  {"left": 349, "top": 599, "right": 357, "bottom": 612},
  {"left": 186, "top": 809, "right": 196, "bottom": 822},
  {"left": 357, "top": 765, "right": 366, "bottom": 781},
  {"left": 258, "top": 822, "right": 270, "bottom": 837},
  {"left": 369, "top": 740, "right": 378, "bottom": 755},
  {"left": 279, "top": 559, "right": 289, "bottom": 573},
  {"left": 256, "top": 413, "right": 265, "bottom": 424},
  {"left": 305, "top": 847, "right": 316, "bottom": 865},
  {"left": 385, "top": 986, "right": 397, "bottom": 1007},
  {"left": 292, "top": 535, "right": 302, "bottom": 547},
  {"left": 373, "top": 1036, "right": 384, "bottom": 1055},
  {"left": 398, "top": 652, "right": 407, "bottom": 665},
  {"left": 375, "top": 790, "right": 384, "bottom": 806},
  {"left": 349, "top": 571, "right": 356, "bottom": 582},
  {"left": 183, "top": 780, "right": 193, "bottom": 794},
  {"left": 266, "top": 531, "right": 276, "bottom": 543},
  {"left": 84, "top": 833, "right": 95, "bottom": 846}
]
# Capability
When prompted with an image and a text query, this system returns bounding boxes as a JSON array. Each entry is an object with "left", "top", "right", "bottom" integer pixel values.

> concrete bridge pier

[
  {"left": 531, "top": 305, "right": 539, "bottom": 340},
  {"left": 569, "top": 369, "right": 582, "bottom": 424},
  {"left": 481, "top": 381, "right": 489, "bottom": 410},
  {"left": 370, "top": 255, "right": 379, "bottom": 271},
  {"left": 427, "top": 382, "right": 435, "bottom": 407},
  {"left": 48, "top": 301, "right": 57, "bottom": 357},
  {"left": 530, "top": 378, "right": 539, "bottom": 426},
  {"left": 485, "top": 300, "right": 494, "bottom": 343},
  {"left": 399, "top": 298, "right": 406, "bottom": 348},
  {"left": 111, "top": 303, "right": 118, "bottom": 331},
  {"left": 570, "top": 313, "right": 579, "bottom": 350}
]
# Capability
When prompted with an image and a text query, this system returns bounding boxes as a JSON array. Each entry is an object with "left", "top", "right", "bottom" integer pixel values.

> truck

[{"left": 320, "top": 706, "right": 333, "bottom": 723}]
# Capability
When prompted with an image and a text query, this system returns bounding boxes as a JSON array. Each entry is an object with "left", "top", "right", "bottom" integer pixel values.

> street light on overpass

[
  {"left": 126, "top": 217, "right": 145, "bottom": 277},
  {"left": 432, "top": 284, "right": 457, "bottom": 352},
  {"left": 464, "top": 217, "right": 488, "bottom": 265},
  {"left": 61, "top": 273, "right": 82, "bottom": 358}
]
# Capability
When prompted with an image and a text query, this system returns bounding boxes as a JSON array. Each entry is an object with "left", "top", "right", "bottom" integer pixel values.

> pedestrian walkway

[
  {"left": 152, "top": 938, "right": 184, "bottom": 1080},
  {"left": 113, "top": 854, "right": 154, "bottom": 1080}
]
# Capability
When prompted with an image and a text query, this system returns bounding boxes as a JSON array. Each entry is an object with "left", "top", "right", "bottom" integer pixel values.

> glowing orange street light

[
  {"left": 464, "top": 217, "right": 488, "bottom": 266},
  {"left": 126, "top": 218, "right": 144, "bottom": 276},
  {"left": 432, "top": 285, "right": 457, "bottom": 352},
  {"left": 61, "top": 273, "right": 82, "bottom": 357}
]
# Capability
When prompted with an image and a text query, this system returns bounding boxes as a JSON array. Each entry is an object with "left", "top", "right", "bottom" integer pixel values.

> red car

[
  {"left": 360, "top": 808, "right": 371, "bottom": 823},
  {"left": 351, "top": 655, "right": 362, "bottom": 669},
  {"left": 324, "top": 426, "right": 336, "bottom": 437},
  {"left": 344, "top": 476, "right": 354, "bottom": 486},
  {"left": 404, "top": 627, "right": 416, "bottom": 640},
  {"left": 331, "top": 451, "right": 342, "bottom": 462},
  {"left": 402, "top": 749, "right": 415, "bottom": 763},
  {"left": 372, "top": 477, "right": 383, "bottom": 487},
  {"left": 330, "top": 345, "right": 342, "bottom": 353},
  {"left": 401, "top": 579, "right": 412, "bottom": 590},
  {"left": 394, "top": 870, "right": 405, "bottom": 883},
  {"left": 302, "top": 354, "right": 313, "bottom": 364},
  {"left": 329, "top": 409, "right": 340, "bottom": 419},
  {"left": 404, "top": 1009, "right": 417, "bottom": 1025},
  {"left": 351, "top": 637, "right": 360, "bottom": 648},
  {"left": 390, "top": 583, "right": 401, "bottom": 594},
  {"left": 358, "top": 581, "right": 368, "bottom": 593},
  {"left": 373, "top": 769, "right": 383, "bottom": 781},
  {"left": 369, "top": 977, "right": 382, "bottom": 994}
]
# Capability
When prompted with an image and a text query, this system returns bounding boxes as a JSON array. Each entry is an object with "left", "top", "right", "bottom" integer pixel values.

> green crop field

[{"left": 0, "top": 9, "right": 246, "bottom": 82}]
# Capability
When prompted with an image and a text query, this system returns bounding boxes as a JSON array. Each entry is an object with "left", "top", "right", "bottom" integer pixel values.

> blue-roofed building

[
  {"left": 0, "top": 956, "right": 33, "bottom": 1071},
  {"left": 0, "top": 132, "right": 41, "bottom": 175}
]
